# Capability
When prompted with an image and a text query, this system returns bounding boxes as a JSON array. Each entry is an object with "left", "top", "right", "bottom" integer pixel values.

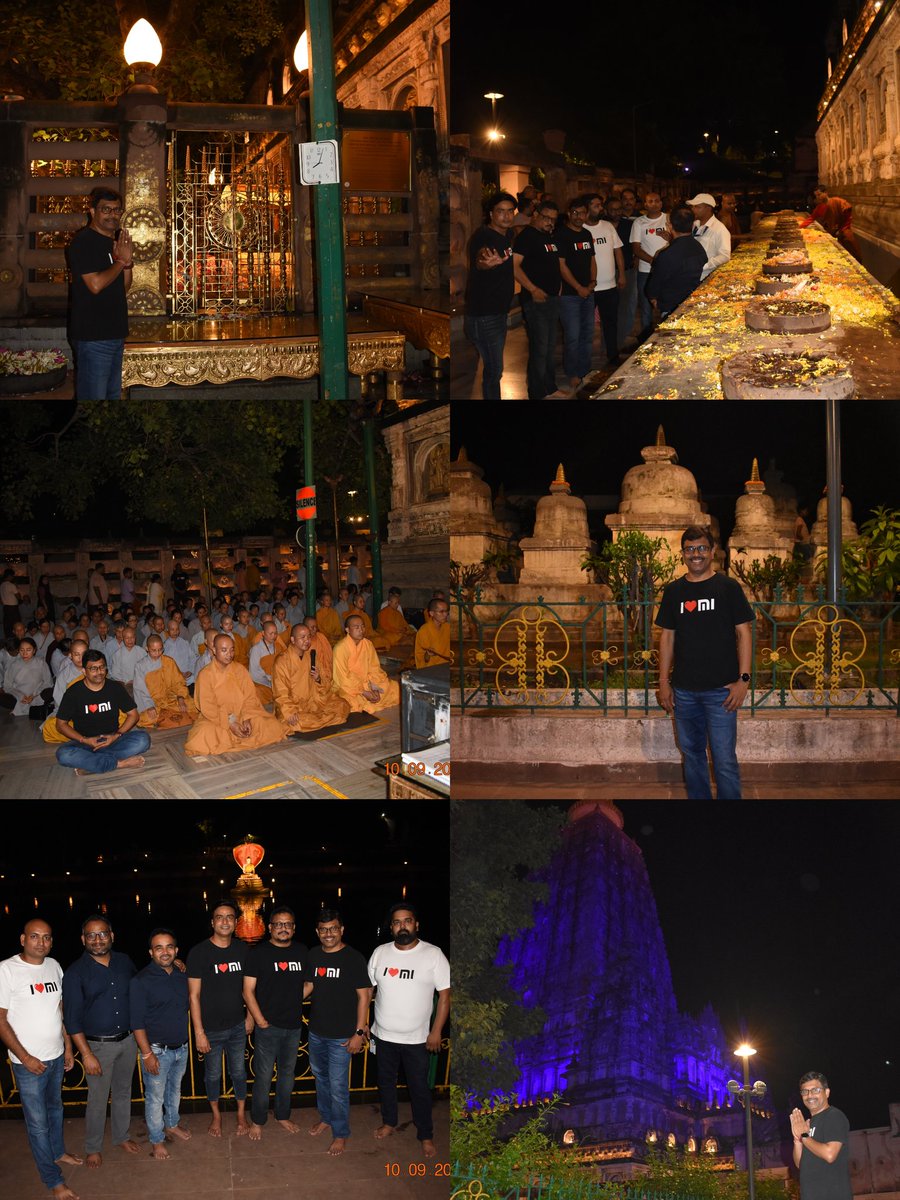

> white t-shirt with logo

[
  {"left": 0, "top": 954, "right": 65, "bottom": 1063},
  {"left": 367, "top": 939, "right": 451, "bottom": 1044},
  {"left": 631, "top": 213, "right": 670, "bottom": 273},
  {"left": 583, "top": 220, "right": 623, "bottom": 291}
]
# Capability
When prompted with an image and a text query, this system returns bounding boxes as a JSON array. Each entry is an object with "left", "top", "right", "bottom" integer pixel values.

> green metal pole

[
  {"left": 305, "top": 0, "right": 349, "bottom": 400},
  {"left": 303, "top": 397, "right": 317, "bottom": 613},
  {"left": 362, "top": 416, "right": 383, "bottom": 614}
]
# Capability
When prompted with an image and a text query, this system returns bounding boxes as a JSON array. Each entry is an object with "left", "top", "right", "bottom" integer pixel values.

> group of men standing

[
  {"left": 0, "top": 902, "right": 450, "bottom": 1198},
  {"left": 463, "top": 187, "right": 732, "bottom": 398}
]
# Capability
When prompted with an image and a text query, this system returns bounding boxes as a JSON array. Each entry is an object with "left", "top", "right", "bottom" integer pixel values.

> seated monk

[
  {"left": 349, "top": 593, "right": 388, "bottom": 651},
  {"left": 332, "top": 614, "right": 400, "bottom": 714},
  {"left": 248, "top": 620, "right": 281, "bottom": 706},
  {"left": 415, "top": 598, "right": 453, "bottom": 668},
  {"left": 231, "top": 608, "right": 253, "bottom": 667},
  {"left": 377, "top": 589, "right": 416, "bottom": 648},
  {"left": 315, "top": 592, "right": 344, "bottom": 646},
  {"left": 133, "top": 634, "right": 199, "bottom": 729},
  {"left": 41, "top": 638, "right": 88, "bottom": 744},
  {"left": 185, "top": 634, "right": 285, "bottom": 756},
  {"left": 302, "top": 616, "right": 333, "bottom": 688},
  {"left": 273, "top": 623, "right": 350, "bottom": 735}
]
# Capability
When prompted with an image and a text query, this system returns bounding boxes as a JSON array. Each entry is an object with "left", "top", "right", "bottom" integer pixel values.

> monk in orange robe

[
  {"left": 376, "top": 590, "right": 416, "bottom": 649},
  {"left": 315, "top": 592, "right": 344, "bottom": 646},
  {"left": 415, "top": 598, "right": 453, "bottom": 668},
  {"left": 185, "top": 634, "right": 285, "bottom": 756},
  {"left": 349, "top": 594, "right": 388, "bottom": 650},
  {"left": 134, "top": 634, "right": 199, "bottom": 729},
  {"left": 273, "top": 623, "right": 350, "bottom": 734},
  {"left": 332, "top": 615, "right": 400, "bottom": 714},
  {"left": 302, "top": 616, "right": 333, "bottom": 688}
]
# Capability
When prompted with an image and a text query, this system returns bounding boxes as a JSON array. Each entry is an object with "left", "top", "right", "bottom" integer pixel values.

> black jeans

[
  {"left": 375, "top": 1038, "right": 433, "bottom": 1141},
  {"left": 520, "top": 292, "right": 560, "bottom": 398},
  {"left": 593, "top": 286, "right": 620, "bottom": 363}
]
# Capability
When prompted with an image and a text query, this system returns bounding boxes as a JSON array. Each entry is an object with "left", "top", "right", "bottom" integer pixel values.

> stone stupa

[
  {"left": 727, "top": 457, "right": 793, "bottom": 587},
  {"left": 810, "top": 486, "right": 860, "bottom": 551},
  {"left": 517, "top": 463, "right": 597, "bottom": 587},
  {"left": 449, "top": 446, "right": 509, "bottom": 566}
]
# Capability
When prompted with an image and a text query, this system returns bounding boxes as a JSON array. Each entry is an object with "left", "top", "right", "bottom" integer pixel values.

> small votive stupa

[
  {"left": 518, "top": 464, "right": 597, "bottom": 586},
  {"left": 727, "top": 458, "right": 793, "bottom": 587}
]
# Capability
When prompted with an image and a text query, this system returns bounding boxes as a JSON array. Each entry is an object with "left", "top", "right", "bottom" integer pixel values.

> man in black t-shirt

[
  {"left": 186, "top": 902, "right": 252, "bottom": 1138},
  {"left": 463, "top": 192, "right": 516, "bottom": 399},
  {"left": 66, "top": 187, "right": 133, "bottom": 400},
  {"left": 302, "top": 909, "right": 372, "bottom": 1157},
  {"left": 655, "top": 525, "right": 753, "bottom": 799},
  {"left": 242, "top": 907, "right": 308, "bottom": 1140},
  {"left": 791, "top": 1071, "right": 852, "bottom": 1200},
  {"left": 55, "top": 649, "right": 150, "bottom": 775},
  {"left": 645, "top": 205, "right": 708, "bottom": 321},
  {"left": 513, "top": 201, "right": 564, "bottom": 399},
  {"left": 556, "top": 197, "right": 597, "bottom": 392}
]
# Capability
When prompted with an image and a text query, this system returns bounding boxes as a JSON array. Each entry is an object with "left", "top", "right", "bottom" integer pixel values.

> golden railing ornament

[
  {"left": 450, "top": 1181, "right": 491, "bottom": 1200},
  {"left": 591, "top": 646, "right": 620, "bottom": 667},
  {"left": 788, "top": 604, "right": 867, "bottom": 706},
  {"left": 493, "top": 606, "right": 570, "bottom": 705}
]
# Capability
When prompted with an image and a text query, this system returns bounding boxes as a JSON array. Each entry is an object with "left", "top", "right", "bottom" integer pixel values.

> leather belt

[
  {"left": 152, "top": 1042, "right": 188, "bottom": 1051},
  {"left": 86, "top": 1031, "right": 130, "bottom": 1042}
]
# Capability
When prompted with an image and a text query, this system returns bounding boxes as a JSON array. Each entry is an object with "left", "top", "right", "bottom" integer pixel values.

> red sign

[{"left": 296, "top": 486, "right": 316, "bottom": 520}]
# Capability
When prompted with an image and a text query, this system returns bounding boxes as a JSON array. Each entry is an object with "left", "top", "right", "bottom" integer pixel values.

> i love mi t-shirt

[
  {"left": 367, "top": 939, "right": 451, "bottom": 1044},
  {"left": 56, "top": 678, "right": 135, "bottom": 736},
  {"left": 0, "top": 954, "right": 64, "bottom": 1063},
  {"left": 244, "top": 940, "right": 308, "bottom": 1028},
  {"left": 186, "top": 938, "right": 247, "bottom": 1031},
  {"left": 655, "top": 572, "right": 754, "bottom": 690}
]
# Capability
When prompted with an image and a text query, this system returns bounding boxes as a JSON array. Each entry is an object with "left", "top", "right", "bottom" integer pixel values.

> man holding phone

[{"left": 66, "top": 186, "right": 133, "bottom": 400}]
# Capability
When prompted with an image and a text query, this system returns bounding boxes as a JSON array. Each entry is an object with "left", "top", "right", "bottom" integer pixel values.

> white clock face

[{"left": 299, "top": 140, "right": 340, "bottom": 185}]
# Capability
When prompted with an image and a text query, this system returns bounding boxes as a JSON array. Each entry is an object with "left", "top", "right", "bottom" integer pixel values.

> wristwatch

[
  {"left": 354, "top": 1028, "right": 367, "bottom": 1037},
  {"left": 739, "top": 672, "right": 751, "bottom": 683}
]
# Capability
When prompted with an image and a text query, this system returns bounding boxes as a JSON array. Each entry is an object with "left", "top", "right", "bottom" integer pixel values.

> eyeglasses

[
  {"left": 800, "top": 1087, "right": 824, "bottom": 1097},
  {"left": 96, "top": 206, "right": 122, "bottom": 215},
  {"left": 270, "top": 921, "right": 295, "bottom": 929},
  {"left": 683, "top": 545, "right": 712, "bottom": 555},
  {"left": 84, "top": 931, "right": 110, "bottom": 941}
]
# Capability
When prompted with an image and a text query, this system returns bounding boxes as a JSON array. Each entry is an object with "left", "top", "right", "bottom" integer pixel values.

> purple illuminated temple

[{"left": 498, "top": 802, "right": 779, "bottom": 1172}]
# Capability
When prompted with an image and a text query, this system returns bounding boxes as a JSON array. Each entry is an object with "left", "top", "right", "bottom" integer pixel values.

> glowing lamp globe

[
  {"left": 124, "top": 19, "right": 163, "bottom": 67},
  {"left": 293, "top": 32, "right": 309, "bottom": 73}
]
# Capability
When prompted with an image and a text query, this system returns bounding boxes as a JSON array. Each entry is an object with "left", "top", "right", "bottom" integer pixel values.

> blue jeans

[
  {"left": 250, "top": 1024, "right": 301, "bottom": 1125},
  {"left": 672, "top": 686, "right": 742, "bottom": 799},
  {"left": 308, "top": 1030, "right": 352, "bottom": 1138},
  {"left": 558, "top": 293, "right": 594, "bottom": 380},
  {"left": 56, "top": 727, "right": 151, "bottom": 774},
  {"left": 74, "top": 339, "right": 125, "bottom": 399},
  {"left": 636, "top": 270, "right": 654, "bottom": 338},
  {"left": 520, "top": 292, "right": 560, "bottom": 398},
  {"left": 143, "top": 1043, "right": 188, "bottom": 1144},
  {"left": 463, "top": 313, "right": 508, "bottom": 399},
  {"left": 617, "top": 266, "right": 638, "bottom": 348},
  {"left": 204, "top": 1021, "right": 247, "bottom": 1104},
  {"left": 13, "top": 1054, "right": 66, "bottom": 1190}
]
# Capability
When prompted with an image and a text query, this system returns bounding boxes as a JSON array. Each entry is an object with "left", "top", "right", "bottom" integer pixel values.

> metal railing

[
  {"left": 0, "top": 1002, "right": 450, "bottom": 1112},
  {"left": 451, "top": 588, "right": 900, "bottom": 715},
  {"left": 452, "top": 1162, "right": 719, "bottom": 1200}
]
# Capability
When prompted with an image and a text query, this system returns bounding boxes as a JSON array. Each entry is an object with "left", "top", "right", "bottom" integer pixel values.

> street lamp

[
  {"left": 123, "top": 18, "right": 163, "bottom": 92},
  {"left": 484, "top": 91, "right": 504, "bottom": 140},
  {"left": 727, "top": 1044, "right": 767, "bottom": 1200}
]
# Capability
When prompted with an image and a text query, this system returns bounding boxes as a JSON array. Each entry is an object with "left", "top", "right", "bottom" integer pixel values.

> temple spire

[{"left": 656, "top": 425, "right": 666, "bottom": 447}]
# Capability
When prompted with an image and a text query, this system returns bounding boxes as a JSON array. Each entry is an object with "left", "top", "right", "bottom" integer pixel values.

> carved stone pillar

[{"left": 118, "top": 90, "right": 168, "bottom": 315}]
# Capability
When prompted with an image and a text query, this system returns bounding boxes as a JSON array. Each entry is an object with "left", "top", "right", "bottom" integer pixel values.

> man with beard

[
  {"left": 243, "top": 909, "right": 308, "bottom": 1141},
  {"left": 791, "top": 1072, "right": 852, "bottom": 1200},
  {"left": 512, "top": 200, "right": 564, "bottom": 398},
  {"left": 655, "top": 525, "right": 753, "bottom": 799},
  {"left": 367, "top": 905, "right": 451, "bottom": 1159},
  {"left": 62, "top": 916, "right": 140, "bottom": 1169},
  {"left": 555, "top": 197, "right": 597, "bottom": 393}
]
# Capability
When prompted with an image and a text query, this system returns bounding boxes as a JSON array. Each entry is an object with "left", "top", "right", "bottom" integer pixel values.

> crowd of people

[
  {"left": 463, "top": 184, "right": 746, "bottom": 398},
  {"left": 0, "top": 901, "right": 450, "bottom": 1199},
  {"left": 0, "top": 562, "right": 451, "bottom": 776}
]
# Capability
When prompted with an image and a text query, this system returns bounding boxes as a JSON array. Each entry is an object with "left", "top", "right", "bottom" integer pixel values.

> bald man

[
  {"left": 273, "top": 624, "right": 350, "bottom": 735},
  {"left": 133, "top": 635, "right": 198, "bottom": 729},
  {"left": 302, "top": 616, "right": 334, "bottom": 688},
  {"left": 185, "top": 634, "right": 285, "bottom": 756},
  {"left": 332, "top": 616, "right": 400, "bottom": 714},
  {"left": 415, "top": 599, "right": 452, "bottom": 668}
]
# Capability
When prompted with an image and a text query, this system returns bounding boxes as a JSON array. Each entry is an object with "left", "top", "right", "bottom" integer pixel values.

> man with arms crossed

[
  {"left": 0, "top": 919, "right": 82, "bottom": 1200},
  {"left": 368, "top": 904, "right": 450, "bottom": 1159},
  {"left": 303, "top": 909, "right": 372, "bottom": 1157},
  {"left": 130, "top": 928, "right": 192, "bottom": 1160},
  {"left": 655, "top": 525, "right": 753, "bottom": 799},
  {"left": 791, "top": 1071, "right": 852, "bottom": 1200}
]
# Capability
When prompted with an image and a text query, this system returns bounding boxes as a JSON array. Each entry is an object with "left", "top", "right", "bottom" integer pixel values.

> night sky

[
  {"left": 452, "top": 401, "right": 900, "bottom": 546},
  {"left": 453, "top": 0, "right": 835, "bottom": 173},
  {"left": 520, "top": 801, "right": 899, "bottom": 1131}
]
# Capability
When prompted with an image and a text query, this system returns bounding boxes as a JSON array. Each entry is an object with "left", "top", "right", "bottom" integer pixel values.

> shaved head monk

[
  {"left": 302, "top": 615, "right": 333, "bottom": 688},
  {"left": 315, "top": 592, "right": 343, "bottom": 647},
  {"left": 415, "top": 599, "right": 452, "bottom": 668},
  {"left": 273, "top": 623, "right": 350, "bottom": 736},
  {"left": 133, "top": 635, "right": 198, "bottom": 729},
  {"left": 185, "top": 634, "right": 284, "bottom": 756},
  {"left": 332, "top": 616, "right": 400, "bottom": 714}
]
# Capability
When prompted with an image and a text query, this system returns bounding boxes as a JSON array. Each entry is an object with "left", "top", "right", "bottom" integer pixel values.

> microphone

[{"left": 309, "top": 648, "right": 317, "bottom": 672}]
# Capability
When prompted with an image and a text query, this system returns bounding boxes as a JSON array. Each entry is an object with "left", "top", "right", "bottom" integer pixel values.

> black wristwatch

[
  {"left": 354, "top": 1028, "right": 366, "bottom": 1037},
  {"left": 739, "top": 672, "right": 751, "bottom": 683}
]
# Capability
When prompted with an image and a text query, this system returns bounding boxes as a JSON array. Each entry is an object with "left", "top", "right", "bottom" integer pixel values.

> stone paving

[{"left": 587, "top": 214, "right": 900, "bottom": 399}]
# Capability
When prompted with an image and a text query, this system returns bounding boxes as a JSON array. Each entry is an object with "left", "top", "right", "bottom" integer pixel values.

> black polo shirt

[
  {"left": 66, "top": 226, "right": 129, "bottom": 341},
  {"left": 130, "top": 961, "right": 189, "bottom": 1046},
  {"left": 644, "top": 236, "right": 708, "bottom": 315},
  {"left": 555, "top": 224, "right": 595, "bottom": 294},
  {"left": 513, "top": 225, "right": 562, "bottom": 295},
  {"left": 464, "top": 226, "right": 514, "bottom": 316}
]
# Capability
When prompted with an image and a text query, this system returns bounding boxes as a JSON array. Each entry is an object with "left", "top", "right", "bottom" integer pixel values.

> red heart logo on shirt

[
  {"left": 34, "top": 983, "right": 45, "bottom": 992},
  {"left": 388, "top": 967, "right": 399, "bottom": 977},
  {"left": 316, "top": 967, "right": 326, "bottom": 976},
  {"left": 217, "top": 963, "right": 229, "bottom": 972},
  {"left": 684, "top": 600, "right": 697, "bottom": 612},
  {"left": 278, "top": 962, "right": 288, "bottom": 971},
  {"left": 89, "top": 704, "right": 99, "bottom": 712}
]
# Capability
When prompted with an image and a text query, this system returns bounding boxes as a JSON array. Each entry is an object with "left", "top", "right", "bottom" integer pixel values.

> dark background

[{"left": 451, "top": 401, "right": 900, "bottom": 546}]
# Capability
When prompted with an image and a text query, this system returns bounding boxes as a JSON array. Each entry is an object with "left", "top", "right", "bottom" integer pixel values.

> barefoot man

[
  {"left": 130, "top": 929, "right": 192, "bottom": 1160},
  {"left": 367, "top": 905, "right": 451, "bottom": 1159},
  {"left": 53, "top": 649, "right": 150, "bottom": 775},
  {"left": 303, "top": 909, "right": 372, "bottom": 1157},
  {"left": 62, "top": 916, "right": 141, "bottom": 1168},
  {"left": 186, "top": 902, "right": 253, "bottom": 1139},
  {"left": 0, "top": 919, "right": 83, "bottom": 1200},
  {"left": 243, "top": 908, "right": 308, "bottom": 1141}
]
